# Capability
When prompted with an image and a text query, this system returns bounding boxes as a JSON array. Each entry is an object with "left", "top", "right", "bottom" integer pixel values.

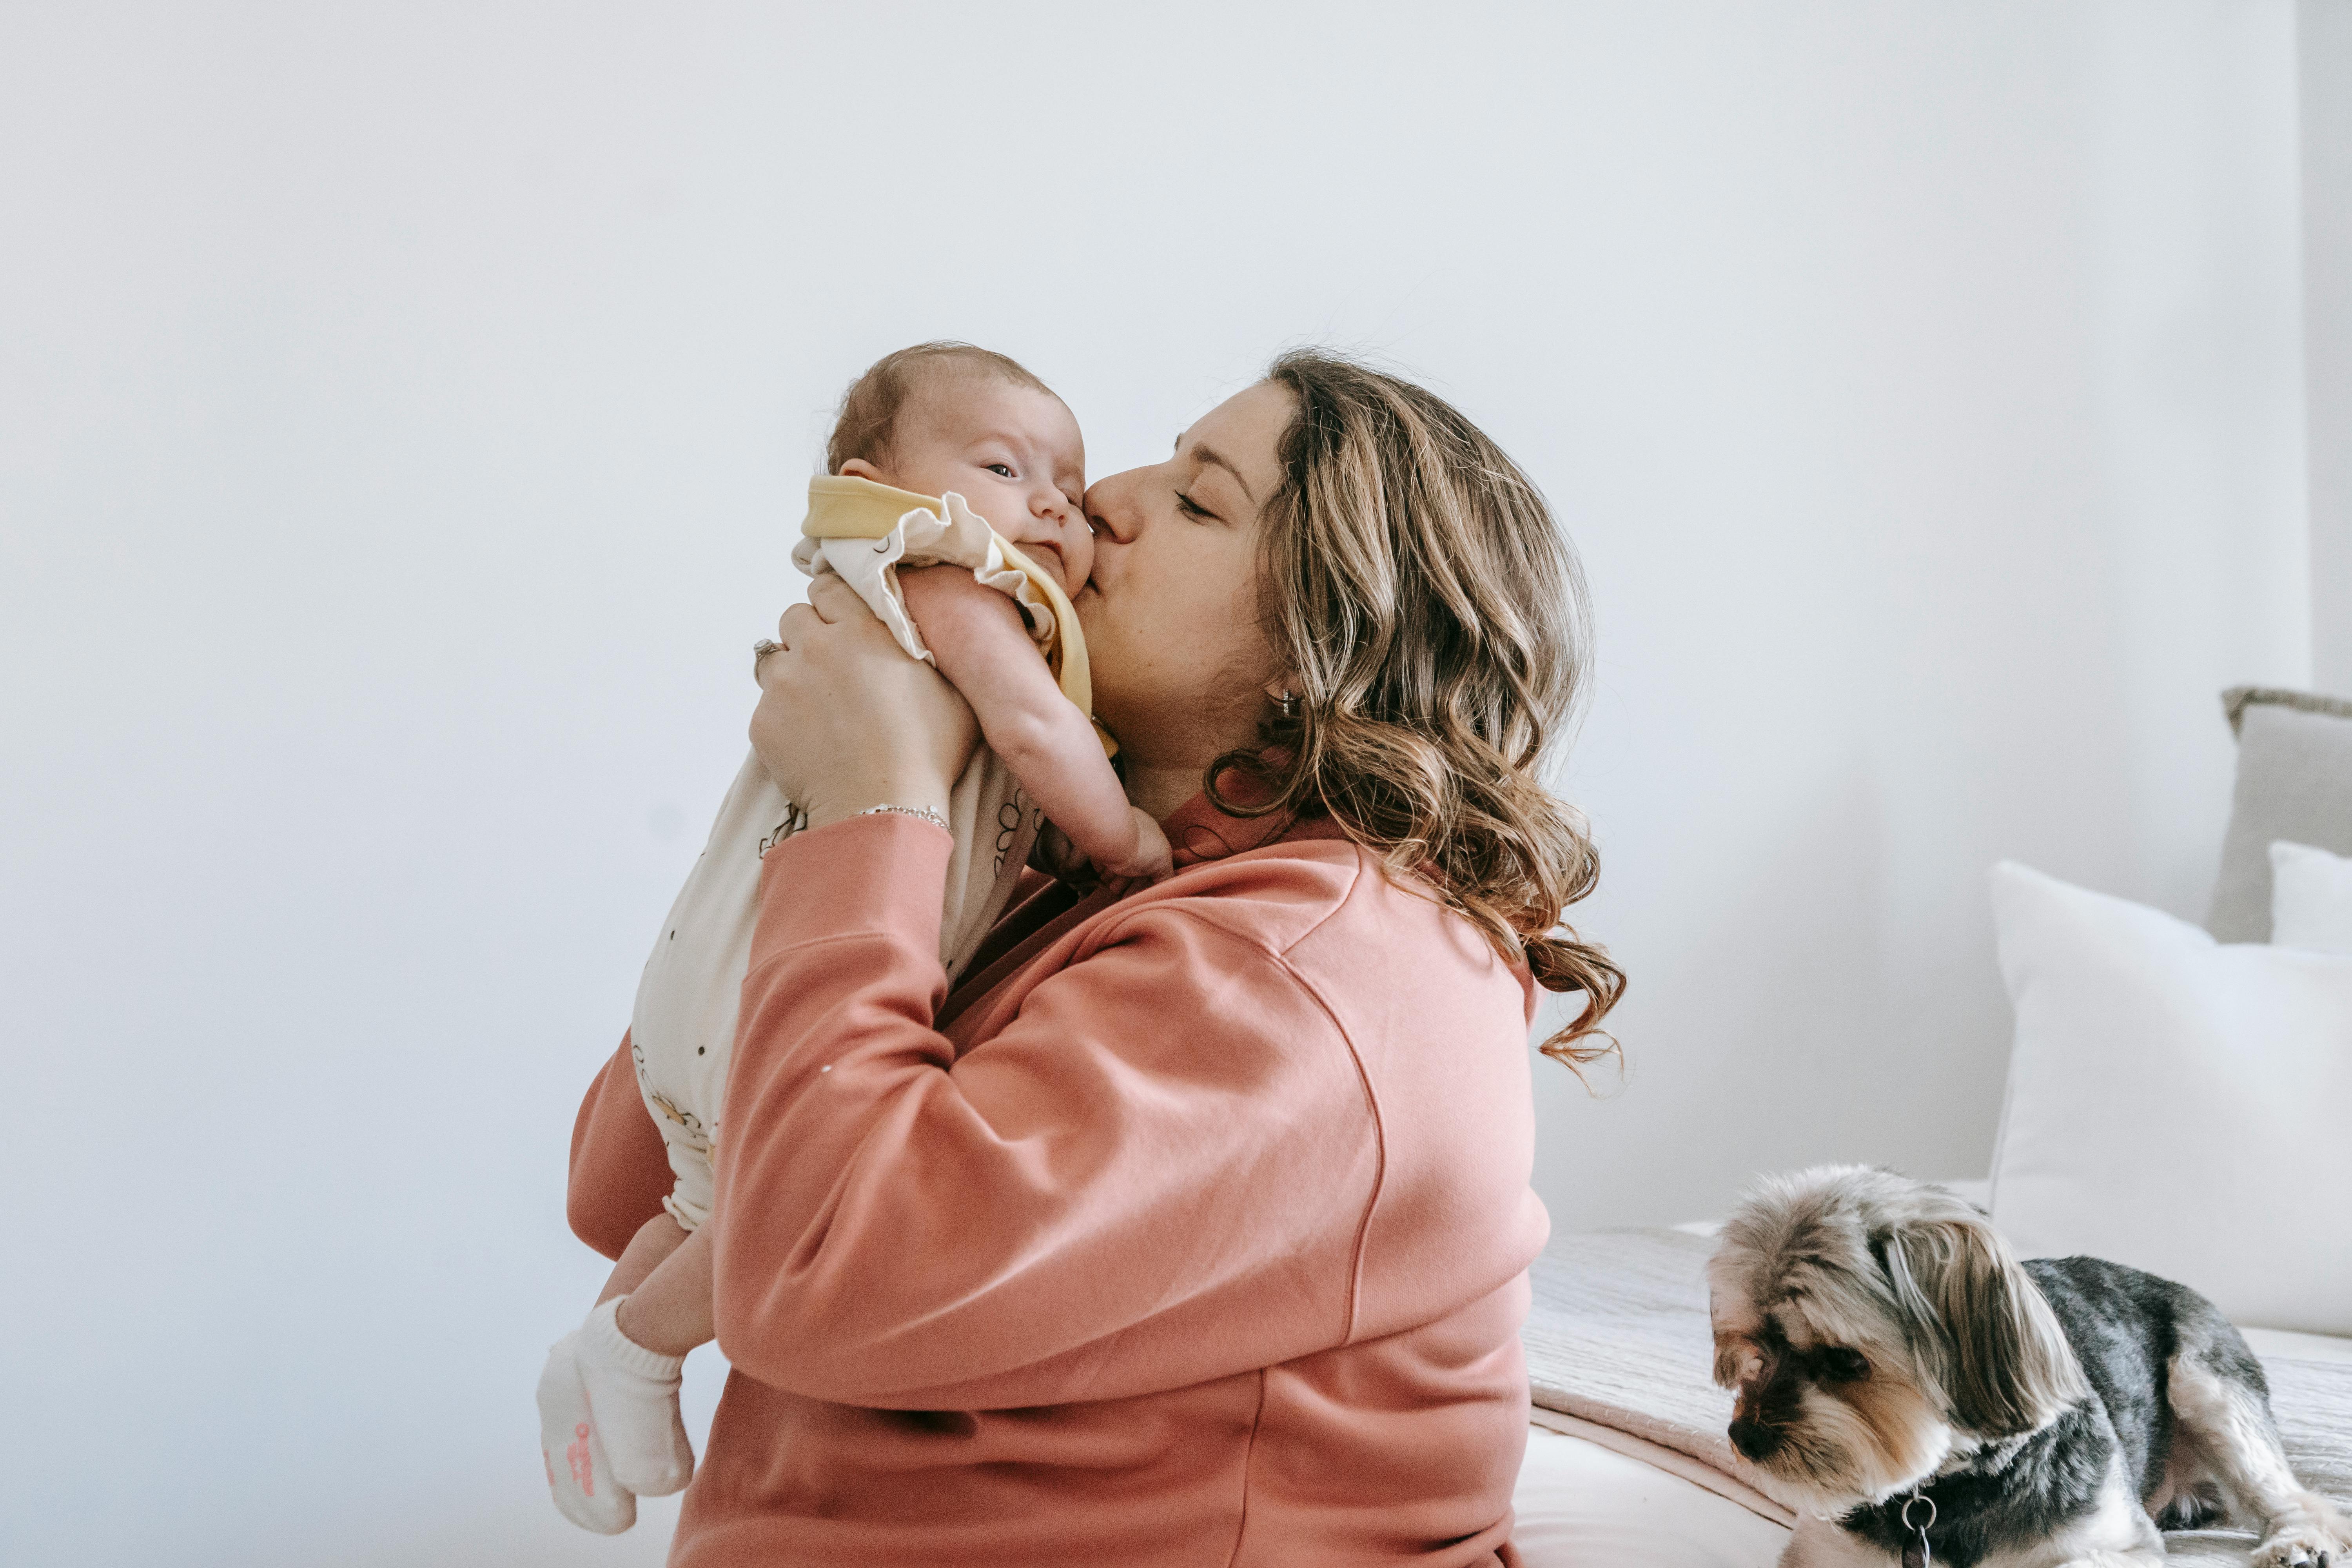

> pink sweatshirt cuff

[{"left": 750, "top": 812, "right": 953, "bottom": 974}]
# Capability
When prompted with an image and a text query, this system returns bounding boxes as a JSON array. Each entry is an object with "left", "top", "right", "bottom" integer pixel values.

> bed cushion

[
  {"left": 2207, "top": 688, "right": 2352, "bottom": 940},
  {"left": 1510, "top": 1425, "right": 1787, "bottom": 1568},
  {"left": 2272, "top": 839, "right": 2352, "bottom": 955},
  {"left": 1987, "top": 861, "right": 2352, "bottom": 1335}
]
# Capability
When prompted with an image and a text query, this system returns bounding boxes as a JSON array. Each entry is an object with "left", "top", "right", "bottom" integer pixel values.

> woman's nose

[{"left": 1082, "top": 472, "right": 1140, "bottom": 543}]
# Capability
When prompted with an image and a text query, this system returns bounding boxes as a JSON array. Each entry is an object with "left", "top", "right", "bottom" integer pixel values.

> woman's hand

[{"left": 751, "top": 575, "right": 980, "bottom": 831}]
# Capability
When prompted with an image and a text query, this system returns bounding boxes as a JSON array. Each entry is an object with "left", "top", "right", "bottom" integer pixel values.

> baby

[{"left": 538, "top": 343, "right": 1171, "bottom": 1534}]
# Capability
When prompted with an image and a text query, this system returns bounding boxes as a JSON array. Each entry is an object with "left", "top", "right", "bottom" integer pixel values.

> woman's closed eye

[{"left": 1175, "top": 489, "right": 1218, "bottom": 521}]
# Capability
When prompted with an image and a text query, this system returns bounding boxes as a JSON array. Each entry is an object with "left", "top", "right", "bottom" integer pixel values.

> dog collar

[{"left": 1900, "top": 1490, "right": 1937, "bottom": 1568}]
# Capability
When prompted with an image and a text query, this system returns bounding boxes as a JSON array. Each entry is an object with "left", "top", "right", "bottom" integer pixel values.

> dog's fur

[{"left": 1709, "top": 1166, "right": 2348, "bottom": 1568}]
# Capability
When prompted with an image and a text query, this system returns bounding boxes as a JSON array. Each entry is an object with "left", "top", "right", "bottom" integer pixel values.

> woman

[{"left": 564, "top": 352, "right": 1623, "bottom": 1565}]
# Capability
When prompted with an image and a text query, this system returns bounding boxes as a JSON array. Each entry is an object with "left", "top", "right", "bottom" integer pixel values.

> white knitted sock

[
  {"left": 573, "top": 1295, "right": 695, "bottom": 1497},
  {"left": 536, "top": 1332, "right": 636, "bottom": 1534}
]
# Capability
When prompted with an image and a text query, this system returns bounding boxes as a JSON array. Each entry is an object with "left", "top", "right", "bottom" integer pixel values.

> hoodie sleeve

[
  {"left": 565, "top": 1033, "right": 672, "bottom": 1261},
  {"left": 706, "top": 812, "right": 1383, "bottom": 1411}
]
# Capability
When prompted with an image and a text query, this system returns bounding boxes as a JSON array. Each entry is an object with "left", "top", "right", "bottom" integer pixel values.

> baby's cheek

[{"left": 1063, "top": 525, "right": 1096, "bottom": 592}]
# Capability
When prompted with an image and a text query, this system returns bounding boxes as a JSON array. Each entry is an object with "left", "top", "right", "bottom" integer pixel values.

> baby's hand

[
  {"left": 1098, "top": 808, "right": 1174, "bottom": 884},
  {"left": 1029, "top": 820, "right": 1091, "bottom": 886}
]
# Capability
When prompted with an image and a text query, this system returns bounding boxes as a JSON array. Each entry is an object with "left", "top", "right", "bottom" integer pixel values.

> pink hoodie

[{"left": 568, "top": 789, "right": 1550, "bottom": 1565}]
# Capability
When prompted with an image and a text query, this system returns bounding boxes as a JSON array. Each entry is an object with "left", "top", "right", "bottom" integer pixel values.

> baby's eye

[{"left": 984, "top": 463, "right": 1015, "bottom": 478}]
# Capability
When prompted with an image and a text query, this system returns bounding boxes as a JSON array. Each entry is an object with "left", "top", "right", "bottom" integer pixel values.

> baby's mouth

[{"left": 1014, "top": 539, "right": 1066, "bottom": 587}]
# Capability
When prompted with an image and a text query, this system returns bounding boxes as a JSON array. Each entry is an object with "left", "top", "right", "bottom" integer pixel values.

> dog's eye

[{"left": 1821, "top": 1347, "right": 1870, "bottom": 1382}]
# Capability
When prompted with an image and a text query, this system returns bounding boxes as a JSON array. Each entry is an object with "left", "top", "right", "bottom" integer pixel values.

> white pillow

[
  {"left": 1987, "top": 861, "right": 2352, "bottom": 1335},
  {"left": 2272, "top": 839, "right": 2352, "bottom": 956}
]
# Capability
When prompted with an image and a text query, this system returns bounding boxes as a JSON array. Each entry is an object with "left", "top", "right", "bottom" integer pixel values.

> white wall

[
  {"left": 2305, "top": 0, "right": 2352, "bottom": 695},
  {"left": 1535, "top": 0, "right": 2311, "bottom": 1229},
  {"left": 0, "top": 4, "right": 2312, "bottom": 1564}
]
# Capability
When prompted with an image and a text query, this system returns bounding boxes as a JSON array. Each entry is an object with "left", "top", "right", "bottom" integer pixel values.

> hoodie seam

[{"left": 1221, "top": 1367, "right": 1271, "bottom": 1568}]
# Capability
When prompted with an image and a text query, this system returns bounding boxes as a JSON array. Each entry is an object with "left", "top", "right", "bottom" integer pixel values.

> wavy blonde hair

[{"left": 1209, "top": 350, "right": 1625, "bottom": 1069}]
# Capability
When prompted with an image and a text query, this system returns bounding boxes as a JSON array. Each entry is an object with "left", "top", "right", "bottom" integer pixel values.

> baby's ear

[{"left": 837, "top": 458, "right": 885, "bottom": 483}]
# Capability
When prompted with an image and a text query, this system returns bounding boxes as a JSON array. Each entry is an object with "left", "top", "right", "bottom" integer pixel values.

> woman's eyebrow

[{"left": 1184, "top": 443, "right": 1256, "bottom": 503}]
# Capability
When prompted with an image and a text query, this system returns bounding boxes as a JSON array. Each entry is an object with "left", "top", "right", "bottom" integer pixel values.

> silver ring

[
  {"left": 752, "top": 639, "right": 783, "bottom": 678},
  {"left": 1900, "top": 1494, "right": 1936, "bottom": 1531}
]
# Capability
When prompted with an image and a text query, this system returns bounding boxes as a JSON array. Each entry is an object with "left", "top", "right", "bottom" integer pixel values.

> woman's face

[{"left": 1077, "top": 380, "right": 1296, "bottom": 770}]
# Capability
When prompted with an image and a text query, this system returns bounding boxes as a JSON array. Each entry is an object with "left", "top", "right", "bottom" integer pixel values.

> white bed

[
  {"left": 1512, "top": 1328, "right": 2352, "bottom": 1568},
  {"left": 1512, "top": 1422, "right": 1792, "bottom": 1566}
]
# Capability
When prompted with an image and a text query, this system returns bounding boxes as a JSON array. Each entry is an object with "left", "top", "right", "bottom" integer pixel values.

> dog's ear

[
  {"left": 1705, "top": 1259, "right": 1749, "bottom": 1389},
  {"left": 1711, "top": 1334, "right": 1746, "bottom": 1390},
  {"left": 1880, "top": 1212, "right": 2085, "bottom": 1436}
]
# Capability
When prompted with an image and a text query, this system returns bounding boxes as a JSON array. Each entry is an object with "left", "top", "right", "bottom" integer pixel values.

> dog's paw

[{"left": 2252, "top": 1527, "right": 2338, "bottom": 1568}]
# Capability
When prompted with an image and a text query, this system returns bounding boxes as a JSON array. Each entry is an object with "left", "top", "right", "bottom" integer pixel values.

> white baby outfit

[{"left": 626, "top": 476, "right": 1101, "bottom": 1230}]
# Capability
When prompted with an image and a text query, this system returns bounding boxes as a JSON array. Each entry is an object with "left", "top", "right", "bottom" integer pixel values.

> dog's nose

[{"left": 1727, "top": 1416, "right": 1779, "bottom": 1461}]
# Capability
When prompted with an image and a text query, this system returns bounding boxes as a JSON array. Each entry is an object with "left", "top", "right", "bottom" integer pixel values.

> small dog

[{"left": 1708, "top": 1166, "right": 2348, "bottom": 1568}]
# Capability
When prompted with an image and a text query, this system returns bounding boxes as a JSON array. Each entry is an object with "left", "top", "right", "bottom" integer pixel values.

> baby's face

[{"left": 849, "top": 373, "right": 1093, "bottom": 595}]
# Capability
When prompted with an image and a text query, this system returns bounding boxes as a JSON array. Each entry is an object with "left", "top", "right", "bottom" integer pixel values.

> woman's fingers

[
  {"left": 806, "top": 574, "right": 863, "bottom": 622},
  {"left": 774, "top": 586, "right": 925, "bottom": 685},
  {"left": 771, "top": 579, "right": 880, "bottom": 655},
  {"left": 773, "top": 602, "right": 824, "bottom": 647}
]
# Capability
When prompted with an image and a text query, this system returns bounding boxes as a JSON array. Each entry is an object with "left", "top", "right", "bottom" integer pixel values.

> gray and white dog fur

[{"left": 1708, "top": 1165, "right": 2348, "bottom": 1568}]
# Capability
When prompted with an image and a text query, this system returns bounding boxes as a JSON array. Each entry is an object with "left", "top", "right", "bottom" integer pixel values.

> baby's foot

[
  {"left": 573, "top": 1296, "right": 696, "bottom": 1497},
  {"left": 536, "top": 1334, "right": 636, "bottom": 1534}
]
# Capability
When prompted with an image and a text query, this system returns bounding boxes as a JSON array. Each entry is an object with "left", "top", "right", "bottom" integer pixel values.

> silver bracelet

[{"left": 855, "top": 803, "right": 951, "bottom": 833}]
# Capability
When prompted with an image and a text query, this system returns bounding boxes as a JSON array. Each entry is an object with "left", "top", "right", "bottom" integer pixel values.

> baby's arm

[
  {"left": 599, "top": 1212, "right": 690, "bottom": 1305},
  {"left": 613, "top": 1224, "right": 714, "bottom": 1356},
  {"left": 898, "top": 565, "right": 1171, "bottom": 881}
]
